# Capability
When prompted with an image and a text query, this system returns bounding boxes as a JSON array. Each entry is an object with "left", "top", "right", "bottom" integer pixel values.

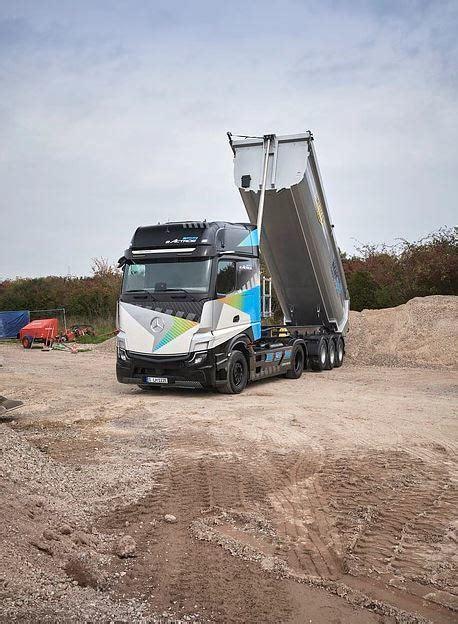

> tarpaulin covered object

[{"left": 0, "top": 310, "right": 30, "bottom": 338}]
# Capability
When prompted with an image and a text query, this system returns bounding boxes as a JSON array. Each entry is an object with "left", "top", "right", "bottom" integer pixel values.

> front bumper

[{"left": 116, "top": 349, "right": 218, "bottom": 387}]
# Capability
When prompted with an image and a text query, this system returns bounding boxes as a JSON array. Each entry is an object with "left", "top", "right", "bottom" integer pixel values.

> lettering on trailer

[{"left": 315, "top": 196, "right": 325, "bottom": 225}]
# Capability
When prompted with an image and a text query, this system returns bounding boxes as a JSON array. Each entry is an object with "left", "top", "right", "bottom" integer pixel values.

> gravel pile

[
  {"left": 0, "top": 423, "right": 168, "bottom": 621},
  {"left": 94, "top": 336, "right": 117, "bottom": 353},
  {"left": 346, "top": 295, "right": 458, "bottom": 368}
]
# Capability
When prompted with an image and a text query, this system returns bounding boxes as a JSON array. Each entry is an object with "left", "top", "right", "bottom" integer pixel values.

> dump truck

[{"left": 116, "top": 131, "right": 349, "bottom": 393}]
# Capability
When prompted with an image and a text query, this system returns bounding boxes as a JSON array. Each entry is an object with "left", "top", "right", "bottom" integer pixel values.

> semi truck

[{"left": 116, "top": 131, "right": 349, "bottom": 394}]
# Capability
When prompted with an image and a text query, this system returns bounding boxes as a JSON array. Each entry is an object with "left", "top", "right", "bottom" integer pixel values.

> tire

[
  {"left": 325, "top": 338, "right": 336, "bottom": 370},
  {"left": 310, "top": 338, "right": 327, "bottom": 371},
  {"left": 334, "top": 337, "right": 344, "bottom": 368},
  {"left": 217, "top": 350, "right": 248, "bottom": 394},
  {"left": 21, "top": 335, "right": 33, "bottom": 349},
  {"left": 285, "top": 345, "right": 305, "bottom": 379}
]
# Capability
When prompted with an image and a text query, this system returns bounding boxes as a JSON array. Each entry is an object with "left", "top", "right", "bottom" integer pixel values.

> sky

[{"left": 0, "top": 0, "right": 457, "bottom": 278}]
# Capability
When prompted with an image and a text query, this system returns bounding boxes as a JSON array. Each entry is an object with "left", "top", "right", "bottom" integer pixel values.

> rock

[
  {"left": 60, "top": 524, "right": 72, "bottom": 535},
  {"left": 64, "top": 551, "right": 107, "bottom": 590},
  {"left": 115, "top": 535, "right": 136, "bottom": 558},
  {"left": 43, "top": 529, "right": 60, "bottom": 541},
  {"left": 73, "top": 531, "right": 93, "bottom": 546},
  {"left": 164, "top": 514, "right": 177, "bottom": 524},
  {"left": 30, "top": 539, "right": 53, "bottom": 556}
]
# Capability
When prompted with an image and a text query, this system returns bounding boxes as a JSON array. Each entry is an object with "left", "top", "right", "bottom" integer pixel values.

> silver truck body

[{"left": 231, "top": 133, "right": 349, "bottom": 332}]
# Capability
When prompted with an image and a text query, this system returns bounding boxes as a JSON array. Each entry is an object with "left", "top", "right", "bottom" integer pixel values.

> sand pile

[
  {"left": 94, "top": 336, "right": 117, "bottom": 353},
  {"left": 346, "top": 295, "right": 458, "bottom": 368}
]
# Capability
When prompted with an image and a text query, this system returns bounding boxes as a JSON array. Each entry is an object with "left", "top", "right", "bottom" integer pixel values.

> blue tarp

[{"left": 0, "top": 310, "right": 30, "bottom": 338}]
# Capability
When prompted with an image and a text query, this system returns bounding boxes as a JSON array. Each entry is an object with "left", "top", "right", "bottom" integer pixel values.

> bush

[
  {"left": 342, "top": 227, "right": 457, "bottom": 311},
  {"left": 0, "top": 258, "right": 122, "bottom": 324}
]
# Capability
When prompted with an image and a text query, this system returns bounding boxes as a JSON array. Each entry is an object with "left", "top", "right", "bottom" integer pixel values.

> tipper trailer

[{"left": 116, "top": 132, "right": 349, "bottom": 393}]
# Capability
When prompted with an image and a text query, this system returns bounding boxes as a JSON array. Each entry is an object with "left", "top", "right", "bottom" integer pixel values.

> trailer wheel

[
  {"left": 310, "top": 338, "right": 327, "bottom": 371},
  {"left": 334, "top": 337, "right": 344, "bottom": 368},
  {"left": 217, "top": 350, "right": 248, "bottom": 394},
  {"left": 285, "top": 345, "right": 305, "bottom": 379},
  {"left": 325, "top": 339, "right": 336, "bottom": 370},
  {"left": 21, "top": 335, "right": 33, "bottom": 349}
]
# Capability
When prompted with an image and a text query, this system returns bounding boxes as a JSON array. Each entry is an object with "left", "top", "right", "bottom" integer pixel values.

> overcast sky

[{"left": 0, "top": 0, "right": 457, "bottom": 278}]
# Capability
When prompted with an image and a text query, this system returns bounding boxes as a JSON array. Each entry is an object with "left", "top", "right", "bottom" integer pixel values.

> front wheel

[
  {"left": 285, "top": 345, "right": 305, "bottom": 379},
  {"left": 217, "top": 350, "right": 248, "bottom": 394}
]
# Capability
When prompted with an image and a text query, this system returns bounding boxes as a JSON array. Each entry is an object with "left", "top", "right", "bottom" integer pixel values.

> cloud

[{"left": 0, "top": 0, "right": 457, "bottom": 277}]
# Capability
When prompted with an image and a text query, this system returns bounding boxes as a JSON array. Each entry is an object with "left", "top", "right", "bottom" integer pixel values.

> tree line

[{"left": 0, "top": 228, "right": 456, "bottom": 318}]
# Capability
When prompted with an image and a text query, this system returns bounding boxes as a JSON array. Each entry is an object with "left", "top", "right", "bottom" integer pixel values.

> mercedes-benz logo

[{"left": 150, "top": 316, "right": 165, "bottom": 333}]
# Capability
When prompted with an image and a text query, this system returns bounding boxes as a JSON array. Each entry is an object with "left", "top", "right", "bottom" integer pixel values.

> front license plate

[{"left": 145, "top": 376, "right": 168, "bottom": 384}]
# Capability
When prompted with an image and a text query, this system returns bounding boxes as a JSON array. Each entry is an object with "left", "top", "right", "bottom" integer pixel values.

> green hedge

[{"left": 0, "top": 229, "right": 456, "bottom": 318}]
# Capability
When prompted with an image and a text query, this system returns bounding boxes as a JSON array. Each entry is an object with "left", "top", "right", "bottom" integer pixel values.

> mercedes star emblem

[{"left": 150, "top": 316, "right": 165, "bottom": 333}]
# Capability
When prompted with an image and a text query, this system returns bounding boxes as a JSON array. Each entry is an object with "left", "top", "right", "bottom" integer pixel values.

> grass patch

[
  {"left": 65, "top": 315, "right": 116, "bottom": 343},
  {"left": 75, "top": 332, "right": 115, "bottom": 344}
]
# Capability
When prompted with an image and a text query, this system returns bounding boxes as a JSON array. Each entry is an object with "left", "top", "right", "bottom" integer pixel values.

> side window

[
  {"left": 237, "top": 261, "right": 255, "bottom": 289},
  {"left": 125, "top": 264, "right": 145, "bottom": 291},
  {"left": 216, "top": 260, "right": 236, "bottom": 295}
]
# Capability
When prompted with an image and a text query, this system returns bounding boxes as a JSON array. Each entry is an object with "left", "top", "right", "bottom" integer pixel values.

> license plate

[{"left": 145, "top": 376, "right": 168, "bottom": 384}]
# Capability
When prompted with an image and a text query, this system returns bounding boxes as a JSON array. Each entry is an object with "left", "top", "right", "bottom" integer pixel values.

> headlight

[
  {"left": 193, "top": 353, "right": 207, "bottom": 366},
  {"left": 187, "top": 350, "right": 207, "bottom": 366},
  {"left": 117, "top": 337, "right": 129, "bottom": 361}
]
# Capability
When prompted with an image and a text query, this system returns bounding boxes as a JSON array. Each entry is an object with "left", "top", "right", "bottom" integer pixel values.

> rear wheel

[
  {"left": 310, "top": 338, "right": 327, "bottom": 371},
  {"left": 21, "top": 335, "right": 33, "bottom": 349},
  {"left": 285, "top": 345, "right": 305, "bottom": 379},
  {"left": 334, "top": 337, "right": 344, "bottom": 368},
  {"left": 325, "top": 339, "right": 336, "bottom": 370},
  {"left": 217, "top": 350, "right": 248, "bottom": 394}
]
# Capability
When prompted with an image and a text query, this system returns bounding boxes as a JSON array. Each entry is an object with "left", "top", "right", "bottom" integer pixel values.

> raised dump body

[{"left": 231, "top": 132, "right": 349, "bottom": 333}]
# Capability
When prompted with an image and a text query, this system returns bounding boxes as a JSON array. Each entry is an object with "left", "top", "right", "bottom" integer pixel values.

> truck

[{"left": 116, "top": 131, "right": 349, "bottom": 394}]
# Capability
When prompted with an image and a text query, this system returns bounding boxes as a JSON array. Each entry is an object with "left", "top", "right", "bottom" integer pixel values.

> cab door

[{"left": 212, "top": 258, "right": 261, "bottom": 346}]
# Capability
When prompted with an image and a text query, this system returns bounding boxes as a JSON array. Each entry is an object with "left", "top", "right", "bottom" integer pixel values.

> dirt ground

[{"left": 0, "top": 338, "right": 457, "bottom": 623}]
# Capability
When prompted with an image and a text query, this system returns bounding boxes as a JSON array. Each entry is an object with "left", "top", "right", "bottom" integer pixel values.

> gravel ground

[{"left": 0, "top": 296, "right": 457, "bottom": 623}]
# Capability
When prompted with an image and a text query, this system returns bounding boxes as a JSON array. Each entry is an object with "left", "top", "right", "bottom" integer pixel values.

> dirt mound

[{"left": 346, "top": 295, "right": 458, "bottom": 368}]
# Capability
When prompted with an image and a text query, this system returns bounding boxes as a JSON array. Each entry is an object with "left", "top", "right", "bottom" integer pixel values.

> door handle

[{"left": 233, "top": 315, "right": 240, "bottom": 323}]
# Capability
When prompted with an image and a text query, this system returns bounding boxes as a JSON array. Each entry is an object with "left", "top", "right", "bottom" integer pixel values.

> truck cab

[{"left": 117, "top": 221, "right": 267, "bottom": 392}]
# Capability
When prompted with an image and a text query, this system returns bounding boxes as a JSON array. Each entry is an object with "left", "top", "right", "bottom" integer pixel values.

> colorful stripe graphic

[
  {"left": 153, "top": 316, "right": 198, "bottom": 352},
  {"left": 220, "top": 285, "right": 261, "bottom": 339},
  {"left": 238, "top": 229, "right": 259, "bottom": 247}
]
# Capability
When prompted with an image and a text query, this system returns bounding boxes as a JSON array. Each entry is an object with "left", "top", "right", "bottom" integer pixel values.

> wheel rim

[
  {"left": 329, "top": 344, "right": 335, "bottom": 366},
  {"left": 320, "top": 344, "right": 326, "bottom": 365},
  {"left": 338, "top": 343, "right": 343, "bottom": 362},
  {"left": 232, "top": 361, "right": 244, "bottom": 387}
]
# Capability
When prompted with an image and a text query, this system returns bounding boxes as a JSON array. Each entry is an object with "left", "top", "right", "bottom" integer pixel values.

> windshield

[{"left": 122, "top": 259, "right": 212, "bottom": 294}]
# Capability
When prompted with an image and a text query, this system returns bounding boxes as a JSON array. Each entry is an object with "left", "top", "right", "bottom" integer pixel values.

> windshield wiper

[{"left": 159, "top": 288, "right": 192, "bottom": 294}]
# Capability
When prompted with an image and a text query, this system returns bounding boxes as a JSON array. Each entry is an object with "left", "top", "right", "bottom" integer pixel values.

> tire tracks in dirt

[{"left": 100, "top": 427, "right": 456, "bottom": 623}]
